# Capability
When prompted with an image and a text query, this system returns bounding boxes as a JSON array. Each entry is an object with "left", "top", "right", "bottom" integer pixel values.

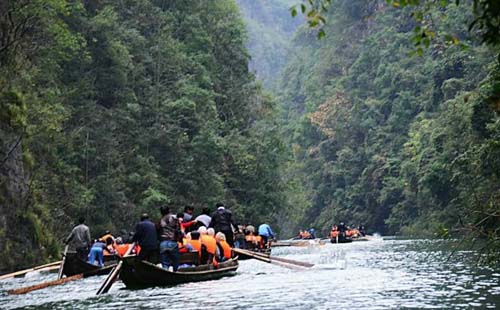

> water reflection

[{"left": 1, "top": 239, "right": 500, "bottom": 309}]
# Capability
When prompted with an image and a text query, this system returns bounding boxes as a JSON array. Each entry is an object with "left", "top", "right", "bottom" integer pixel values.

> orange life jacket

[
  {"left": 189, "top": 239, "right": 202, "bottom": 256},
  {"left": 201, "top": 235, "right": 217, "bottom": 255},
  {"left": 218, "top": 240, "right": 232, "bottom": 259},
  {"left": 116, "top": 244, "right": 133, "bottom": 257}
]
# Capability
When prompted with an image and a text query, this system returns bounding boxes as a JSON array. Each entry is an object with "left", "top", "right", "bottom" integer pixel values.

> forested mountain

[
  {"left": 1, "top": 0, "right": 499, "bottom": 272},
  {"left": 236, "top": 0, "right": 301, "bottom": 89},
  {"left": 0, "top": 0, "right": 289, "bottom": 271},
  {"left": 273, "top": 0, "right": 500, "bottom": 239}
]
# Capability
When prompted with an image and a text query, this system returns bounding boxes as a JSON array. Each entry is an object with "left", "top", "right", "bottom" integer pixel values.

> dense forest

[
  {"left": 1, "top": 0, "right": 499, "bottom": 272},
  {"left": 270, "top": 1, "right": 500, "bottom": 240},
  {"left": 0, "top": 0, "right": 290, "bottom": 271}
]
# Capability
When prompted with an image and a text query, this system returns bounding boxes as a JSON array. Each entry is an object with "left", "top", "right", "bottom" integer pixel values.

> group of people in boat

[
  {"left": 233, "top": 223, "right": 275, "bottom": 250},
  {"left": 294, "top": 228, "right": 316, "bottom": 239},
  {"left": 65, "top": 202, "right": 276, "bottom": 271},
  {"left": 330, "top": 222, "right": 366, "bottom": 242}
]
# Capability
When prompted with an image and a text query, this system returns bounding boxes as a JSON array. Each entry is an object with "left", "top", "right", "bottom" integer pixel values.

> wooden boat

[
  {"left": 237, "top": 248, "right": 271, "bottom": 260},
  {"left": 283, "top": 239, "right": 327, "bottom": 247},
  {"left": 330, "top": 237, "right": 352, "bottom": 244},
  {"left": 61, "top": 251, "right": 117, "bottom": 277},
  {"left": 120, "top": 256, "right": 239, "bottom": 289}
]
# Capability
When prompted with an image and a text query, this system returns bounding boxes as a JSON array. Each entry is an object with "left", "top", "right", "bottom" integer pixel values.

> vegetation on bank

[
  {"left": 0, "top": 0, "right": 289, "bottom": 271},
  {"left": 1, "top": 0, "right": 499, "bottom": 271},
  {"left": 272, "top": 0, "right": 500, "bottom": 243}
]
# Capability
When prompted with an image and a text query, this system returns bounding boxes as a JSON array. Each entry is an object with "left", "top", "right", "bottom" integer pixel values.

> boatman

[
  {"left": 132, "top": 213, "right": 158, "bottom": 263},
  {"left": 209, "top": 202, "right": 237, "bottom": 247},
  {"left": 258, "top": 223, "right": 275, "bottom": 245},
  {"left": 65, "top": 217, "right": 91, "bottom": 261}
]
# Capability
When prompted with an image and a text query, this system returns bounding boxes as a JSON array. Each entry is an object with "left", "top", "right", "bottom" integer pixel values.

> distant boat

[{"left": 120, "top": 256, "right": 239, "bottom": 289}]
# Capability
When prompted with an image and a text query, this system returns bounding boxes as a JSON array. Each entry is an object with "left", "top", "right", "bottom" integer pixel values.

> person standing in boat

[
  {"left": 258, "top": 223, "right": 275, "bottom": 245},
  {"left": 87, "top": 239, "right": 106, "bottom": 267},
  {"left": 209, "top": 202, "right": 236, "bottom": 247},
  {"left": 194, "top": 207, "right": 212, "bottom": 228},
  {"left": 159, "top": 206, "right": 180, "bottom": 271},
  {"left": 183, "top": 205, "right": 194, "bottom": 222},
  {"left": 132, "top": 213, "right": 158, "bottom": 263},
  {"left": 65, "top": 217, "right": 91, "bottom": 261}
]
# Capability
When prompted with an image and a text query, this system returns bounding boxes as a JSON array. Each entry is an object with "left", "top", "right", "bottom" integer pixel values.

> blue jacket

[{"left": 258, "top": 224, "right": 274, "bottom": 238}]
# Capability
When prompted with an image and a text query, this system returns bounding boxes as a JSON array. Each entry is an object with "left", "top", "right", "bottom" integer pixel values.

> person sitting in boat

[
  {"left": 244, "top": 229, "right": 257, "bottom": 249},
  {"left": 188, "top": 231, "right": 203, "bottom": 260},
  {"left": 65, "top": 217, "right": 91, "bottom": 261},
  {"left": 87, "top": 239, "right": 106, "bottom": 267},
  {"left": 207, "top": 228, "right": 222, "bottom": 263},
  {"left": 199, "top": 227, "right": 218, "bottom": 265},
  {"left": 132, "top": 213, "right": 158, "bottom": 263},
  {"left": 330, "top": 225, "right": 339, "bottom": 239},
  {"left": 215, "top": 232, "right": 232, "bottom": 261},
  {"left": 178, "top": 232, "right": 194, "bottom": 254},
  {"left": 234, "top": 225, "right": 246, "bottom": 249},
  {"left": 302, "top": 230, "right": 311, "bottom": 239},
  {"left": 337, "top": 222, "right": 348, "bottom": 242},
  {"left": 358, "top": 225, "right": 366, "bottom": 237},
  {"left": 258, "top": 223, "right": 275, "bottom": 246},
  {"left": 308, "top": 228, "right": 316, "bottom": 239},
  {"left": 158, "top": 206, "right": 180, "bottom": 271}
]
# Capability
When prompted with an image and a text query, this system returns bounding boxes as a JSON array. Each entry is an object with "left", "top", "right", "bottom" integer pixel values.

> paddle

[
  {"left": 233, "top": 248, "right": 308, "bottom": 271},
  {"left": 7, "top": 274, "right": 83, "bottom": 295},
  {"left": 57, "top": 245, "right": 69, "bottom": 280},
  {"left": 0, "top": 261, "right": 62, "bottom": 281},
  {"left": 96, "top": 242, "right": 135, "bottom": 295},
  {"left": 250, "top": 250, "right": 315, "bottom": 268}
]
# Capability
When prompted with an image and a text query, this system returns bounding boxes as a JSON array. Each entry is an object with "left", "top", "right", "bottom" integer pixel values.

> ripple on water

[{"left": 2, "top": 240, "right": 500, "bottom": 309}]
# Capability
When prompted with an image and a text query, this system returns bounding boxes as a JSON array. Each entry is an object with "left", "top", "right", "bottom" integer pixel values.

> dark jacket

[
  {"left": 132, "top": 220, "right": 158, "bottom": 249},
  {"left": 209, "top": 208, "right": 235, "bottom": 232},
  {"left": 159, "top": 213, "right": 179, "bottom": 241}
]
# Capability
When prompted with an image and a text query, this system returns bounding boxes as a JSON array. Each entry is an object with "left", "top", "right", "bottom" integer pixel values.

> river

[{"left": 1, "top": 238, "right": 500, "bottom": 309}]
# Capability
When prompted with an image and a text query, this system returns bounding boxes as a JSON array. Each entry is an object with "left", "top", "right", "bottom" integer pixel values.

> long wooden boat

[
  {"left": 237, "top": 248, "right": 271, "bottom": 260},
  {"left": 62, "top": 252, "right": 117, "bottom": 277},
  {"left": 280, "top": 239, "right": 326, "bottom": 247},
  {"left": 120, "top": 256, "right": 239, "bottom": 289},
  {"left": 330, "top": 237, "right": 352, "bottom": 244}
]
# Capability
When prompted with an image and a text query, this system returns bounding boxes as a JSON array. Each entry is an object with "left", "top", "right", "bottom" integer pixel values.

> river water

[{"left": 1, "top": 238, "right": 500, "bottom": 309}]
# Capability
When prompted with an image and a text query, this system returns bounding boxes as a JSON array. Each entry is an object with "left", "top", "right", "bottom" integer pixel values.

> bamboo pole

[
  {"left": 96, "top": 242, "right": 135, "bottom": 295},
  {"left": 57, "top": 245, "right": 69, "bottom": 280},
  {"left": 233, "top": 248, "right": 307, "bottom": 271},
  {"left": 0, "top": 261, "right": 62, "bottom": 281},
  {"left": 7, "top": 274, "right": 83, "bottom": 295}
]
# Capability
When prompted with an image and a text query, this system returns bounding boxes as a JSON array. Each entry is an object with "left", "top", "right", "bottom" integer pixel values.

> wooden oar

[
  {"left": 250, "top": 250, "right": 315, "bottom": 268},
  {"left": 96, "top": 242, "right": 135, "bottom": 295},
  {"left": 57, "top": 245, "right": 69, "bottom": 280},
  {"left": 0, "top": 261, "right": 62, "bottom": 281},
  {"left": 7, "top": 273, "right": 83, "bottom": 295},
  {"left": 233, "top": 248, "right": 306, "bottom": 271}
]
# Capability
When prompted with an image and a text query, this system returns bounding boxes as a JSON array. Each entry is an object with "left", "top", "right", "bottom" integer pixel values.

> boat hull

[
  {"left": 120, "top": 257, "right": 238, "bottom": 289},
  {"left": 62, "top": 252, "right": 117, "bottom": 277}
]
